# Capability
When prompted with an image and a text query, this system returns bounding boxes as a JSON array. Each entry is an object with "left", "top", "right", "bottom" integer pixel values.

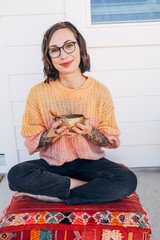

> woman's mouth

[{"left": 60, "top": 60, "right": 73, "bottom": 67}]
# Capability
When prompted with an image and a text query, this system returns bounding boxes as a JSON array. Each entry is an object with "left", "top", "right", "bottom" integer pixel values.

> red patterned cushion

[{"left": 0, "top": 192, "right": 151, "bottom": 240}]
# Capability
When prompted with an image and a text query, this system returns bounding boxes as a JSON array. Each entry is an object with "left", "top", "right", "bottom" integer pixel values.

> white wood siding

[
  {"left": 0, "top": 0, "right": 160, "bottom": 172},
  {"left": 65, "top": 0, "right": 160, "bottom": 168},
  {"left": 0, "top": 0, "right": 65, "bottom": 172}
]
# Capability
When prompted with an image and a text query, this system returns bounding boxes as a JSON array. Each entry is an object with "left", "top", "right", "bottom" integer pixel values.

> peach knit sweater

[{"left": 21, "top": 76, "right": 120, "bottom": 166}]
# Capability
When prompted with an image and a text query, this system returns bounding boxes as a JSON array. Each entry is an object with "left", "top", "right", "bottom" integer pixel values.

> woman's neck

[{"left": 59, "top": 71, "right": 86, "bottom": 89}]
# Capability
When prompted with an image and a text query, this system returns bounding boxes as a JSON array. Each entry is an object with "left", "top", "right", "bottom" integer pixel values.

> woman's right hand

[
  {"left": 38, "top": 120, "right": 76, "bottom": 149},
  {"left": 49, "top": 110, "right": 76, "bottom": 138},
  {"left": 51, "top": 120, "right": 76, "bottom": 137}
]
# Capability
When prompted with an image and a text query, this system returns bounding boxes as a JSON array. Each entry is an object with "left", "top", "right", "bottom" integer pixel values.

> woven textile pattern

[{"left": 0, "top": 192, "right": 151, "bottom": 240}]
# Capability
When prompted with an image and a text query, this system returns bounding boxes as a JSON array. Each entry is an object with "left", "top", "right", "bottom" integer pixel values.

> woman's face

[{"left": 48, "top": 28, "right": 81, "bottom": 75}]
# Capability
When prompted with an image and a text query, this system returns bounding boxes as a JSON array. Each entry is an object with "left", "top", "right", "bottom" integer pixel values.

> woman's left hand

[{"left": 72, "top": 115, "right": 92, "bottom": 135}]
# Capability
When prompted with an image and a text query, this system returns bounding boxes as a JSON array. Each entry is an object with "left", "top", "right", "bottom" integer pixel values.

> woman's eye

[
  {"left": 65, "top": 43, "right": 73, "bottom": 49},
  {"left": 51, "top": 48, "right": 59, "bottom": 53}
]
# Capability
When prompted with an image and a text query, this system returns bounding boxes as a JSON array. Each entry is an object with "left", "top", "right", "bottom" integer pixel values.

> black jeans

[{"left": 8, "top": 158, "right": 137, "bottom": 205}]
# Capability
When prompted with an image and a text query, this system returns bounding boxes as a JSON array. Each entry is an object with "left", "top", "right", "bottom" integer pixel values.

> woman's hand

[
  {"left": 72, "top": 115, "right": 92, "bottom": 135},
  {"left": 72, "top": 115, "right": 109, "bottom": 147},
  {"left": 49, "top": 110, "right": 76, "bottom": 137},
  {"left": 51, "top": 120, "right": 76, "bottom": 137},
  {"left": 38, "top": 117, "right": 76, "bottom": 149}
]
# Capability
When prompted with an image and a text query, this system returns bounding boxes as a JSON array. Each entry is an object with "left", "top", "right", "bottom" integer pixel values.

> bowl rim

[{"left": 56, "top": 114, "right": 84, "bottom": 119}]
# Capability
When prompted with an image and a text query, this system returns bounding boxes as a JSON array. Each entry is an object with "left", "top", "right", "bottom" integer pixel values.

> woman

[{"left": 8, "top": 21, "right": 137, "bottom": 205}]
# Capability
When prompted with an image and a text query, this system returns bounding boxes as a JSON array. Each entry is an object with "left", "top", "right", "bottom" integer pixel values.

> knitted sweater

[{"left": 21, "top": 76, "right": 120, "bottom": 166}]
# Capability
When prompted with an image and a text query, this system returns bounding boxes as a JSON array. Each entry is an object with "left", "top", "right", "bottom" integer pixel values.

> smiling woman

[
  {"left": 42, "top": 22, "right": 90, "bottom": 83},
  {"left": 7, "top": 21, "right": 137, "bottom": 205},
  {"left": 47, "top": 28, "right": 81, "bottom": 83}
]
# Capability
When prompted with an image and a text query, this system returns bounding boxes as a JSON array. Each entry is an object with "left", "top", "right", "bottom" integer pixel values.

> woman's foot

[{"left": 13, "top": 191, "right": 65, "bottom": 202}]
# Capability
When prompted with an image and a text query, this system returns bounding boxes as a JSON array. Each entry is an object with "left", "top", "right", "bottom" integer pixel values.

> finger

[
  {"left": 50, "top": 110, "right": 57, "bottom": 119},
  {"left": 83, "top": 114, "right": 90, "bottom": 120},
  {"left": 60, "top": 129, "right": 70, "bottom": 135},
  {"left": 83, "top": 115, "right": 90, "bottom": 125},
  {"left": 56, "top": 126, "right": 67, "bottom": 134},
  {"left": 50, "top": 110, "right": 60, "bottom": 118},
  {"left": 53, "top": 120, "right": 63, "bottom": 128},
  {"left": 60, "top": 129, "right": 78, "bottom": 137},
  {"left": 76, "top": 123, "right": 86, "bottom": 130},
  {"left": 65, "top": 132, "right": 77, "bottom": 137},
  {"left": 72, "top": 126, "right": 83, "bottom": 134},
  {"left": 66, "top": 135, "right": 76, "bottom": 138}
]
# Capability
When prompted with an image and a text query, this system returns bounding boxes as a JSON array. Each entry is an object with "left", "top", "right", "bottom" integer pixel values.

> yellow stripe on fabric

[
  {"left": 128, "top": 232, "right": 133, "bottom": 240},
  {"left": 30, "top": 229, "right": 41, "bottom": 240},
  {"left": 64, "top": 230, "right": 67, "bottom": 240}
]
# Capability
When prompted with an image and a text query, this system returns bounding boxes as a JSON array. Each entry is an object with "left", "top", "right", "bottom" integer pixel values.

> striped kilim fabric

[{"left": 0, "top": 191, "right": 151, "bottom": 240}]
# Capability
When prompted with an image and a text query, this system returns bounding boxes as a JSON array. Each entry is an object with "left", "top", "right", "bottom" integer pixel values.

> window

[{"left": 91, "top": 0, "right": 160, "bottom": 24}]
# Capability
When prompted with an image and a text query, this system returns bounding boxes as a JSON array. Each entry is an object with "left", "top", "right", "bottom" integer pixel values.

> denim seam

[
  {"left": 66, "top": 198, "right": 71, "bottom": 205},
  {"left": 64, "top": 176, "right": 70, "bottom": 200}
]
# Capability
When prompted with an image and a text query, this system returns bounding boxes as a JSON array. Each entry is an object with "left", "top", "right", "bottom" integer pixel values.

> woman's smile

[{"left": 60, "top": 60, "right": 73, "bottom": 67}]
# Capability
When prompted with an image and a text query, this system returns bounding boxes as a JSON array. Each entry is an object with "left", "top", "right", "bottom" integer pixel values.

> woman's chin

[{"left": 59, "top": 67, "right": 80, "bottom": 76}]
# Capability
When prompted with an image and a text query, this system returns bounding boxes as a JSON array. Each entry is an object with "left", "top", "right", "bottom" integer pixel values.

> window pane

[{"left": 91, "top": 0, "right": 160, "bottom": 24}]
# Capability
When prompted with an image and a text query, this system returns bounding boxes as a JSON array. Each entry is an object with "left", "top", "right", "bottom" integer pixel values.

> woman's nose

[{"left": 59, "top": 48, "right": 68, "bottom": 58}]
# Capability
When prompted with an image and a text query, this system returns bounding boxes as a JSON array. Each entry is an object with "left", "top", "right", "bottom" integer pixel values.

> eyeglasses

[{"left": 48, "top": 41, "right": 77, "bottom": 59}]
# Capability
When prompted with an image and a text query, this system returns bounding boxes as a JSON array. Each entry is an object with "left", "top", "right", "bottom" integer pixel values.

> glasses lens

[
  {"left": 49, "top": 47, "right": 60, "bottom": 58},
  {"left": 64, "top": 42, "right": 75, "bottom": 53},
  {"left": 48, "top": 42, "right": 76, "bottom": 58}
]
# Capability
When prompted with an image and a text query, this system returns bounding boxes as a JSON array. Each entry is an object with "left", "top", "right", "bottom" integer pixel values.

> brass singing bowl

[{"left": 56, "top": 114, "right": 85, "bottom": 132}]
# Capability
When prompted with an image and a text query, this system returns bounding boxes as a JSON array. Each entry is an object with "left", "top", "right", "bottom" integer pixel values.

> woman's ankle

[{"left": 70, "top": 178, "right": 88, "bottom": 189}]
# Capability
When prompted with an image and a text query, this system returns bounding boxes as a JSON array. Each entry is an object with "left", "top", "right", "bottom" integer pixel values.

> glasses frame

[{"left": 48, "top": 41, "right": 77, "bottom": 59}]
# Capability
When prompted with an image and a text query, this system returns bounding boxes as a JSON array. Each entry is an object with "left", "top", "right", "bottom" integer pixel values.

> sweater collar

[{"left": 54, "top": 75, "right": 93, "bottom": 92}]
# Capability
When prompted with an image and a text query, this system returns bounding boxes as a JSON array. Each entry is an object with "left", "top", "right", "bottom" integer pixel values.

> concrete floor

[
  {"left": 132, "top": 168, "right": 160, "bottom": 240},
  {"left": 0, "top": 168, "right": 160, "bottom": 240}
]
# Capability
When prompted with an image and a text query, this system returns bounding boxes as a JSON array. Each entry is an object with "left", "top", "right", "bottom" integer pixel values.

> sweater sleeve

[
  {"left": 21, "top": 88, "right": 46, "bottom": 154},
  {"left": 97, "top": 88, "right": 120, "bottom": 149}
]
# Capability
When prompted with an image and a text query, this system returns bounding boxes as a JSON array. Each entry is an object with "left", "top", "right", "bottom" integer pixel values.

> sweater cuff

[
  {"left": 24, "top": 130, "right": 46, "bottom": 155},
  {"left": 98, "top": 128, "right": 120, "bottom": 149}
]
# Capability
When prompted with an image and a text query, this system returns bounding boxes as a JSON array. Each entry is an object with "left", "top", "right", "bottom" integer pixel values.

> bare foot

[{"left": 13, "top": 191, "right": 65, "bottom": 203}]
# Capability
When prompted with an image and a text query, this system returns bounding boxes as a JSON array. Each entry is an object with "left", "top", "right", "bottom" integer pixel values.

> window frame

[
  {"left": 90, "top": 0, "right": 160, "bottom": 25},
  {"left": 65, "top": 0, "right": 160, "bottom": 48}
]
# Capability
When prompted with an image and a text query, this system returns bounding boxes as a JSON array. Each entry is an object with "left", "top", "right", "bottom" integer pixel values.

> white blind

[{"left": 91, "top": 0, "right": 160, "bottom": 24}]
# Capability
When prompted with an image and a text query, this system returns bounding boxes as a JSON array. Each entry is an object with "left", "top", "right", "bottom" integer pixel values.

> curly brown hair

[{"left": 42, "top": 21, "right": 90, "bottom": 83}]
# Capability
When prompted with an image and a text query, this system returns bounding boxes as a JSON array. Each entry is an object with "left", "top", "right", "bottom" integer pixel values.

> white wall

[
  {"left": 0, "top": 0, "right": 160, "bottom": 172},
  {"left": 66, "top": 0, "right": 160, "bottom": 168},
  {"left": 0, "top": 0, "right": 66, "bottom": 172}
]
